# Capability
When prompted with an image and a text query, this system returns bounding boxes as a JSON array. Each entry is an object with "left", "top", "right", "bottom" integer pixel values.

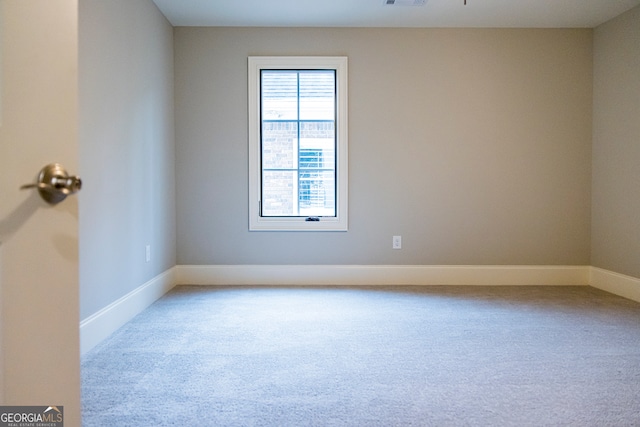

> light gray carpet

[{"left": 82, "top": 286, "right": 640, "bottom": 426}]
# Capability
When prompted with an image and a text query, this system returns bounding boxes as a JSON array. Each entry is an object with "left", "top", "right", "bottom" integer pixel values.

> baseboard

[
  {"left": 590, "top": 267, "right": 640, "bottom": 303},
  {"left": 80, "top": 265, "right": 640, "bottom": 355},
  {"left": 80, "top": 267, "right": 177, "bottom": 355},
  {"left": 176, "top": 265, "right": 590, "bottom": 287}
]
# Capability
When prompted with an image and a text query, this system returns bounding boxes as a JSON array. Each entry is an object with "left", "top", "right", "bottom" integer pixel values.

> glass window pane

[
  {"left": 299, "top": 122, "right": 335, "bottom": 171},
  {"left": 299, "top": 171, "right": 335, "bottom": 217},
  {"left": 262, "top": 71, "right": 298, "bottom": 120},
  {"left": 258, "top": 67, "right": 339, "bottom": 218},
  {"left": 300, "top": 123, "right": 335, "bottom": 216},
  {"left": 262, "top": 170, "right": 297, "bottom": 216},
  {"left": 299, "top": 71, "right": 335, "bottom": 121},
  {"left": 262, "top": 122, "right": 298, "bottom": 169}
]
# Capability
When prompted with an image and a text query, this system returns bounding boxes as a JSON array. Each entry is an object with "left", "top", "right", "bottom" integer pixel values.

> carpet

[{"left": 82, "top": 285, "right": 640, "bottom": 426}]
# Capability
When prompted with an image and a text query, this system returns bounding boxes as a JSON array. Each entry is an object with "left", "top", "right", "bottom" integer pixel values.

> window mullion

[{"left": 296, "top": 71, "right": 301, "bottom": 217}]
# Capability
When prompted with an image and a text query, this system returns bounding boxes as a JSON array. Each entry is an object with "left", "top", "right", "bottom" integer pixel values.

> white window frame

[{"left": 248, "top": 56, "right": 348, "bottom": 231}]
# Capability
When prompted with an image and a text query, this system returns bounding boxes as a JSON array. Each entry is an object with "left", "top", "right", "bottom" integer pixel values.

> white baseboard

[
  {"left": 80, "top": 267, "right": 176, "bottom": 355},
  {"left": 590, "top": 267, "right": 640, "bottom": 303},
  {"left": 176, "top": 265, "right": 590, "bottom": 287},
  {"left": 80, "top": 265, "right": 640, "bottom": 354}
]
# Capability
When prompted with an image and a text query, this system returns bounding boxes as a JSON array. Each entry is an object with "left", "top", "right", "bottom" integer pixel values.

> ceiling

[{"left": 152, "top": 0, "right": 640, "bottom": 28}]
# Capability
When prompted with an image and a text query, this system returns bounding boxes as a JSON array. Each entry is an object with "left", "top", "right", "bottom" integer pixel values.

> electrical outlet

[
  {"left": 393, "top": 235, "right": 402, "bottom": 249},
  {"left": 146, "top": 245, "right": 151, "bottom": 262}
]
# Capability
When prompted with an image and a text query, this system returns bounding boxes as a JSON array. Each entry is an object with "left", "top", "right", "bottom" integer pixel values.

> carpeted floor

[{"left": 81, "top": 285, "right": 640, "bottom": 426}]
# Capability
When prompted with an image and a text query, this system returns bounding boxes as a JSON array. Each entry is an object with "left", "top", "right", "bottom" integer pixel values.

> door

[{"left": 0, "top": 1, "right": 80, "bottom": 425}]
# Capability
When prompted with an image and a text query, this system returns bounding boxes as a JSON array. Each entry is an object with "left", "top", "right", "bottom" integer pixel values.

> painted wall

[
  {"left": 592, "top": 5, "right": 640, "bottom": 279},
  {"left": 79, "top": 0, "right": 176, "bottom": 320},
  {"left": 175, "top": 27, "right": 592, "bottom": 266}
]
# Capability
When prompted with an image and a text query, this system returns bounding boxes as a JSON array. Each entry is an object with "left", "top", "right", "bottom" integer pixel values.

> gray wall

[
  {"left": 79, "top": 0, "right": 176, "bottom": 319},
  {"left": 74, "top": 4, "right": 640, "bottom": 321},
  {"left": 175, "top": 27, "right": 592, "bottom": 266},
  {"left": 592, "top": 5, "right": 640, "bottom": 278}
]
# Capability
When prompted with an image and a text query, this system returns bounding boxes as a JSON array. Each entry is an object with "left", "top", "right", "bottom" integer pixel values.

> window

[{"left": 248, "top": 57, "right": 348, "bottom": 231}]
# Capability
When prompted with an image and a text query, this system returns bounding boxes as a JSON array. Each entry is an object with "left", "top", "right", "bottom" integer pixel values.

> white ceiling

[{"left": 152, "top": 0, "right": 640, "bottom": 28}]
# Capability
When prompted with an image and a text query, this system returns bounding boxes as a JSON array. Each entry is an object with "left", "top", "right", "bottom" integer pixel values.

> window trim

[{"left": 248, "top": 56, "right": 348, "bottom": 231}]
